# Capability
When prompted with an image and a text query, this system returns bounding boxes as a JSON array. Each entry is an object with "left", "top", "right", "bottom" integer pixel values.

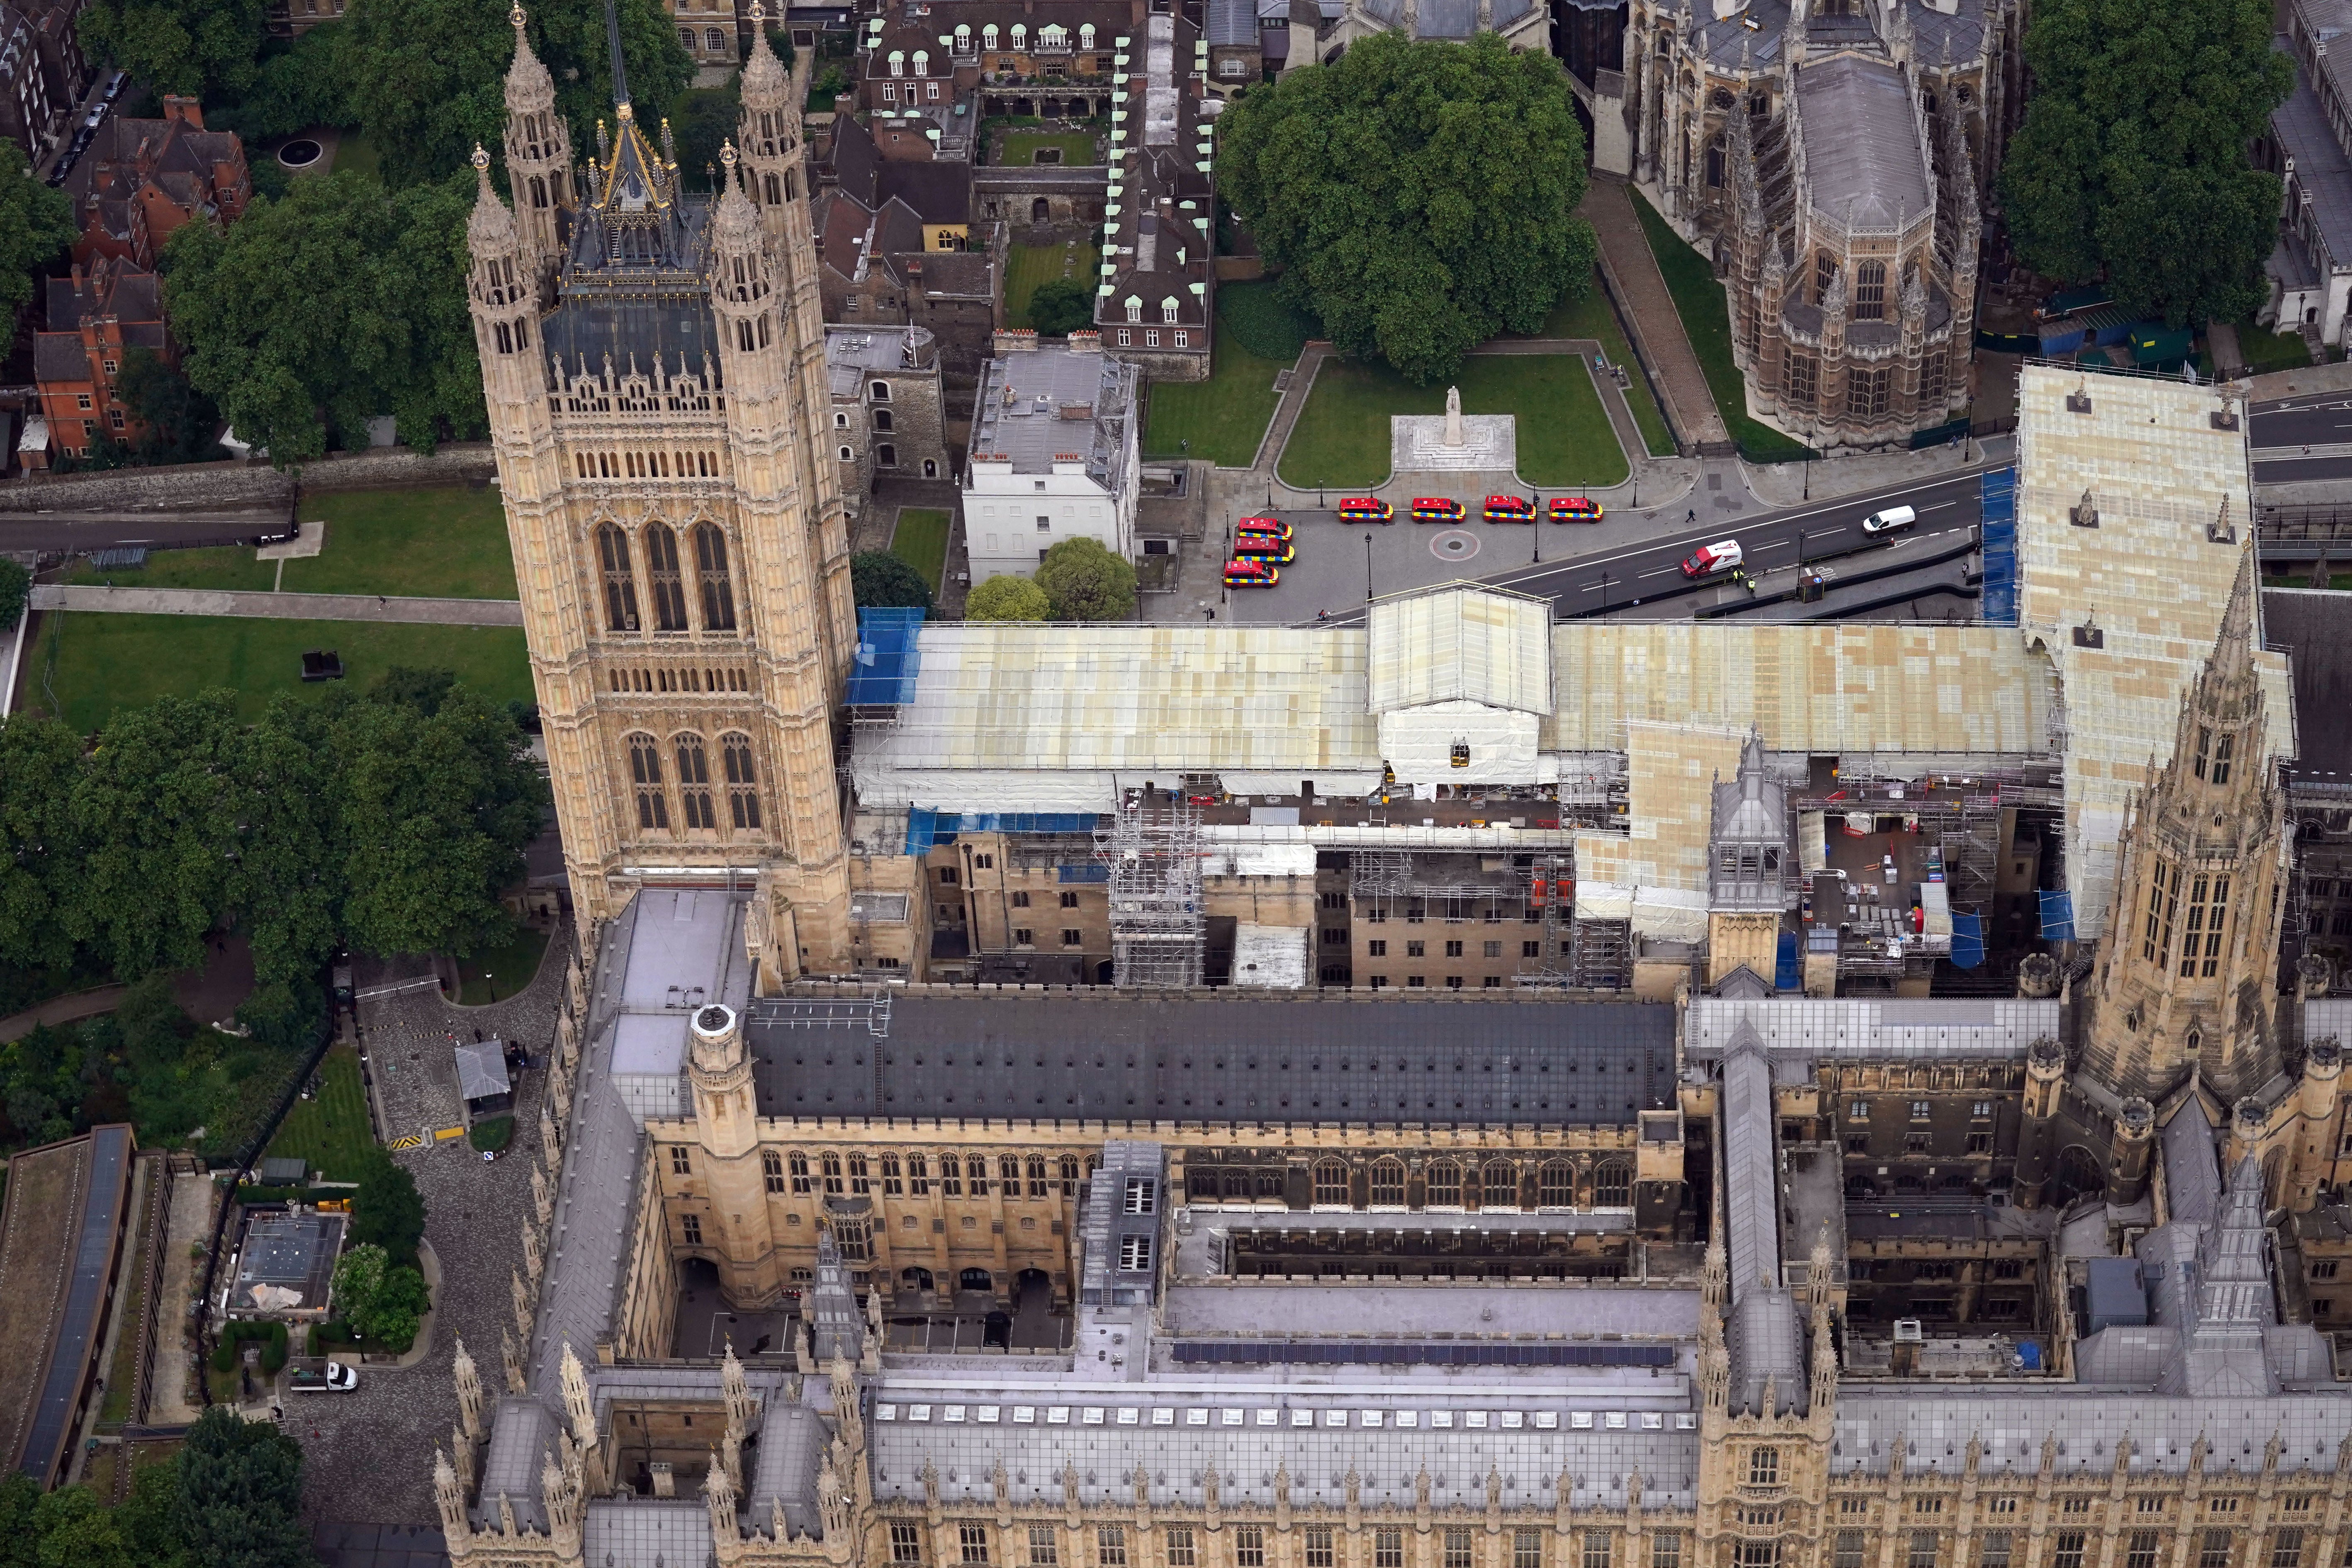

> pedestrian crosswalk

[{"left": 2252, "top": 442, "right": 2352, "bottom": 462}]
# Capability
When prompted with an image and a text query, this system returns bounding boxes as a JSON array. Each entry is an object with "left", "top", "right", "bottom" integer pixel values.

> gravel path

[{"left": 297, "top": 925, "right": 572, "bottom": 1527}]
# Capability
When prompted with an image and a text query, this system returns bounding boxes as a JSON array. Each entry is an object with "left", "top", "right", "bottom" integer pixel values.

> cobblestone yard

[{"left": 297, "top": 925, "right": 572, "bottom": 1527}]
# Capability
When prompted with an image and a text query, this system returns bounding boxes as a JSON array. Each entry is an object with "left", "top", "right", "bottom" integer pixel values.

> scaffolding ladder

[{"left": 1096, "top": 802, "right": 1206, "bottom": 989}]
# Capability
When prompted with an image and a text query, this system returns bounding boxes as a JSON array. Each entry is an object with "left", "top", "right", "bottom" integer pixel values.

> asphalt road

[
  {"left": 1225, "top": 472, "right": 1986, "bottom": 625},
  {"left": 2250, "top": 392, "right": 2352, "bottom": 484},
  {"left": 0, "top": 508, "right": 294, "bottom": 556}
]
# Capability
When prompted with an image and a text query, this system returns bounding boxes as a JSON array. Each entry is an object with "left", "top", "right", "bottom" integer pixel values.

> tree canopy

[
  {"left": 1026, "top": 278, "right": 1095, "bottom": 337},
  {"left": 1997, "top": 0, "right": 2288, "bottom": 326},
  {"left": 0, "top": 143, "right": 76, "bottom": 326},
  {"left": 965, "top": 575, "right": 1053, "bottom": 621},
  {"left": 1216, "top": 31, "right": 1595, "bottom": 383},
  {"left": 163, "top": 169, "right": 486, "bottom": 462},
  {"left": 0, "top": 676, "right": 546, "bottom": 1034},
  {"left": 1034, "top": 538, "right": 1136, "bottom": 622},
  {"left": 77, "top": 0, "right": 269, "bottom": 100},
  {"left": 173, "top": 1408, "right": 313, "bottom": 1568},
  {"left": 349, "top": 1142, "right": 428, "bottom": 1266},
  {"left": 851, "top": 551, "right": 934, "bottom": 612},
  {"left": 330, "top": 1241, "right": 431, "bottom": 1349}
]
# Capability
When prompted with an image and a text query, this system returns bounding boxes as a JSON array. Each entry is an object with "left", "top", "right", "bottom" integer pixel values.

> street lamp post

[{"left": 1365, "top": 530, "right": 1374, "bottom": 605}]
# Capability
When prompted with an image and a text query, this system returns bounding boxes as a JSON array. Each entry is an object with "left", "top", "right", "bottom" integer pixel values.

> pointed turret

[{"left": 502, "top": 4, "right": 574, "bottom": 276}]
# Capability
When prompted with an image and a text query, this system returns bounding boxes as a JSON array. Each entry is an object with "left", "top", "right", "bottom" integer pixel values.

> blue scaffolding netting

[
  {"left": 1775, "top": 930, "right": 1800, "bottom": 992},
  {"left": 1980, "top": 465, "right": 2018, "bottom": 627},
  {"left": 903, "top": 810, "right": 1104, "bottom": 855},
  {"left": 2039, "top": 890, "right": 2077, "bottom": 942},
  {"left": 847, "top": 607, "right": 926, "bottom": 706},
  {"left": 1950, "top": 913, "right": 1985, "bottom": 970}
]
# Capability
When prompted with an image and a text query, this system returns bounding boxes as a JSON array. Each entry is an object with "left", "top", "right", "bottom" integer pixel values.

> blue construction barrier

[
  {"left": 904, "top": 809, "right": 1104, "bottom": 855},
  {"left": 1775, "top": 930, "right": 1800, "bottom": 991},
  {"left": 1980, "top": 466, "right": 2018, "bottom": 627},
  {"left": 848, "top": 607, "right": 925, "bottom": 706},
  {"left": 2038, "top": 890, "right": 2077, "bottom": 942},
  {"left": 1950, "top": 912, "right": 1985, "bottom": 970}
]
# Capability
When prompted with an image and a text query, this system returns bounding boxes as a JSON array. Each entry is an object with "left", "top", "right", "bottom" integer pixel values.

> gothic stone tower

[
  {"left": 468, "top": 5, "right": 856, "bottom": 976},
  {"left": 2080, "top": 551, "right": 2289, "bottom": 1113}
]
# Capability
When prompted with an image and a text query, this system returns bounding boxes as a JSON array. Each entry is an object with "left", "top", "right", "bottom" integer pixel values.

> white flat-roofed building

[{"left": 963, "top": 331, "right": 1140, "bottom": 584}]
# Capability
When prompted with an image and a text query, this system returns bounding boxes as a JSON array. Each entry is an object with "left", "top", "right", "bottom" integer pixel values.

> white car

[
  {"left": 1681, "top": 539, "right": 1743, "bottom": 578},
  {"left": 1861, "top": 505, "right": 1917, "bottom": 535},
  {"left": 290, "top": 1360, "right": 359, "bottom": 1392}
]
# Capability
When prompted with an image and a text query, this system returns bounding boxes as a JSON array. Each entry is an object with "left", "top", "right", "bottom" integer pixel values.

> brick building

[
  {"left": 63, "top": 95, "right": 250, "bottom": 269},
  {"left": 31, "top": 255, "right": 167, "bottom": 463}
]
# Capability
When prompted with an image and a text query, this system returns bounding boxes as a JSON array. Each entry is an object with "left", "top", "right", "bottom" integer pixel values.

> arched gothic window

[
  {"left": 597, "top": 524, "right": 640, "bottom": 632},
  {"left": 1369, "top": 1157, "right": 1406, "bottom": 1207},
  {"left": 627, "top": 733, "right": 668, "bottom": 829},
  {"left": 1539, "top": 1160, "right": 1575, "bottom": 1208},
  {"left": 1482, "top": 1159, "right": 1520, "bottom": 1210},
  {"left": 644, "top": 523, "right": 688, "bottom": 631},
  {"left": 1425, "top": 1160, "right": 1462, "bottom": 1208},
  {"left": 674, "top": 732, "right": 716, "bottom": 829},
  {"left": 693, "top": 523, "right": 736, "bottom": 630},
  {"left": 1312, "top": 1159, "right": 1349, "bottom": 1207},
  {"left": 722, "top": 733, "right": 761, "bottom": 829}
]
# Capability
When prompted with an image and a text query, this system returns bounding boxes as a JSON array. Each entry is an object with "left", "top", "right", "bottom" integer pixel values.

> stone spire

[
  {"left": 723, "top": 1339, "right": 757, "bottom": 1435},
  {"left": 706, "top": 1444, "right": 742, "bottom": 1544},
  {"left": 433, "top": 1446, "right": 471, "bottom": 1542},
  {"left": 452, "top": 1335, "right": 484, "bottom": 1441},
  {"left": 741, "top": 0, "right": 788, "bottom": 115},
  {"left": 501, "top": 1327, "right": 525, "bottom": 1394},
  {"left": 560, "top": 1340, "right": 598, "bottom": 1452}
]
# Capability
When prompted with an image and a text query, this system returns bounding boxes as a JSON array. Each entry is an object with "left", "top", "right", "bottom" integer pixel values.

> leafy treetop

[
  {"left": 965, "top": 575, "right": 1052, "bottom": 622},
  {"left": 851, "top": 551, "right": 934, "bottom": 613},
  {"left": 1034, "top": 537, "right": 1136, "bottom": 622},
  {"left": 1997, "top": 0, "right": 2289, "bottom": 327},
  {"left": 0, "top": 143, "right": 75, "bottom": 325},
  {"left": 1216, "top": 31, "right": 1596, "bottom": 383}
]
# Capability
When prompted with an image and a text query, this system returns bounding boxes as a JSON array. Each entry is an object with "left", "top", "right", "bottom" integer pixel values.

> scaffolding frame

[{"left": 1096, "top": 802, "right": 1206, "bottom": 988}]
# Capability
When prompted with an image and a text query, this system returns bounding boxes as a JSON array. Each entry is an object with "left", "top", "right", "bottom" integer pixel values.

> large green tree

[
  {"left": 66, "top": 694, "right": 238, "bottom": 980},
  {"left": 77, "top": 0, "right": 268, "bottom": 99},
  {"left": 163, "top": 169, "right": 486, "bottom": 462},
  {"left": 348, "top": 1143, "right": 427, "bottom": 1265},
  {"left": 852, "top": 552, "right": 934, "bottom": 612},
  {"left": 172, "top": 1408, "right": 311, "bottom": 1568},
  {"left": 1034, "top": 537, "right": 1136, "bottom": 622},
  {"left": 341, "top": 0, "right": 691, "bottom": 187},
  {"left": 1216, "top": 31, "right": 1595, "bottom": 383},
  {"left": 0, "top": 143, "right": 75, "bottom": 326},
  {"left": 1998, "top": 0, "right": 2288, "bottom": 326},
  {"left": 0, "top": 715, "right": 83, "bottom": 973}
]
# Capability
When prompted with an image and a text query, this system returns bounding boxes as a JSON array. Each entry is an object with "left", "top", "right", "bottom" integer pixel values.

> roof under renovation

[
  {"left": 2011, "top": 365, "right": 2296, "bottom": 938},
  {"left": 1367, "top": 584, "right": 1553, "bottom": 715}
]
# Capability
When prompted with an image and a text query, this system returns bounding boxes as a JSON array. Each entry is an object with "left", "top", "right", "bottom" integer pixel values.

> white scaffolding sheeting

[
  {"left": 1367, "top": 584, "right": 1554, "bottom": 715},
  {"left": 1799, "top": 810, "right": 1828, "bottom": 873},
  {"left": 2012, "top": 365, "right": 2296, "bottom": 938},
  {"left": 1097, "top": 802, "right": 1206, "bottom": 988}
]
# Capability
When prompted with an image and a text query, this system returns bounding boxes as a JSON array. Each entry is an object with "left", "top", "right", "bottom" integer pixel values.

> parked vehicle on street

[
  {"left": 1224, "top": 557, "right": 1280, "bottom": 588},
  {"left": 289, "top": 1361, "right": 359, "bottom": 1392},
  {"left": 1338, "top": 497, "right": 1393, "bottom": 523},
  {"left": 1861, "top": 505, "right": 1918, "bottom": 535},
  {"left": 1549, "top": 496, "right": 1604, "bottom": 523},
  {"left": 1410, "top": 497, "right": 1464, "bottom": 523},
  {"left": 1235, "top": 516, "right": 1293, "bottom": 543},
  {"left": 1483, "top": 493, "right": 1535, "bottom": 523},
  {"left": 1231, "top": 535, "right": 1295, "bottom": 564},
  {"left": 1681, "top": 540, "right": 1744, "bottom": 578}
]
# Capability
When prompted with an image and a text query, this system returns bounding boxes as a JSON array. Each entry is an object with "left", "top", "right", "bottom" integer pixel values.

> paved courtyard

[{"left": 295, "top": 924, "right": 572, "bottom": 1528}]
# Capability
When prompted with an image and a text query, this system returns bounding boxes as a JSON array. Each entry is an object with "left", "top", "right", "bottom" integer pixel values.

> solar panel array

[{"left": 1169, "top": 1340, "right": 1676, "bottom": 1369}]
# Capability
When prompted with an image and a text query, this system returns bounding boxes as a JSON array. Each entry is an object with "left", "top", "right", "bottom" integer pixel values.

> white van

[{"left": 1861, "top": 505, "right": 1918, "bottom": 535}]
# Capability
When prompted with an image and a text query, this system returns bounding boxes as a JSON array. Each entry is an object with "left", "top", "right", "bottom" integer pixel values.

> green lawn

[
  {"left": 331, "top": 129, "right": 382, "bottom": 181},
  {"left": 890, "top": 508, "right": 952, "bottom": 593},
  {"left": 457, "top": 924, "right": 551, "bottom": 1006},
  {"left": 997, "top": 129, "right": 1099, "bottom": 166},
  {"left": 1143, "top": 317, "right": 1289, "bottom": 465},
  {"left": 68, "top": 545, "right": 277, "bottom": 592},
  {"left": 1006, "top": 241, "right": 1102, "bottom": 330},
  {"left": 1277, "top": 354, "right": 1630, "bottom": 489},
  {"left": 65, "top": 485, "right": 517, "bottom": 600},
  {"left": 32, "top": 612, "right": 534, "bottom": 733},
  {"left": 283, "top": 486, "right": 517, "bottom": 598},
  {"left": 1540, "top": 274, "right": 1678, "bottom": 457},
  {"left": 262, "top": 1045, "right": 376, "bottom": 1182},
  {"left": 1626, "top": 189, "right": 1815, "bottom": 464},
  {"left": 2229, "top": 319, "right": 2316, "bottom": 375}
]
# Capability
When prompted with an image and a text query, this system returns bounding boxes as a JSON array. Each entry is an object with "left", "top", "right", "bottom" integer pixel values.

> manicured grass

[
  {"left": 456, "top": 924, "right": 551, "bottom": 1006},
  {"left": 1276, "top": 354, "right": 1630, "bottom": 489},
  {"left": 890, "top": 508, "right": 952, "bottom": 593},
  {"left": 68, "top": 544, "right": 277, "bottom": 592},
  {"left": 262, "top": 1045, "right": 376, "bottom": 1182},
  {"left": 1005, "top": 241, "right": 1102, "bottom": 331},
  {"left": 997, "top": 129, "right": 1098, "bottom": 166},
  {"left": 1626, "top": 188, "right": 1816, "bottom": 464},
  {"left": 469, "top": 1115, "right": 514, "bottom": 1152},
  {"left": 32, "top": 612, "right": 534, "bottom": 734},
  {"left": 281, "top": 486, "right": 517, "bottom": 599},
  {"left": 2269, "top": 573, "right": 2352, "bottom": 591},
  {"left": 1540, "top": 274, "right": 1678, "bottom": 457},
  {"left": 2229, "top": 319, "right": 2316, "bottom": 375},
  {"left": 1214, "top": 280, "right": 1318, "bottom": 361},
  {"left": 1142, "top": 316, "right": 1288, "bottom": 465}
]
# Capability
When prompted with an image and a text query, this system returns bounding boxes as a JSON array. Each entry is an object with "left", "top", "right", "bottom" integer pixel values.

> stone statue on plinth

[{"left": 1443, "top": 385, "right": 1464, "bottom": 447}]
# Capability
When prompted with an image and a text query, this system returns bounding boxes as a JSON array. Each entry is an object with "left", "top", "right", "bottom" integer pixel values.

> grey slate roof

[
  {"left": 1721, "top": 1026, "right": 1780, "bottom": 1308},
  {"left": 476, "top": 1396, "right": 557, "bottom": 1532},
  {"left": 968, "top": 344, "right": 1136, "bottom": 476},
  {"left": 583, "top": 1498, "right": 712, "bottom": 1568},
  {"left": 1792, "top": 53, "right": 1931, "bottom": 231},
  {"left": 2159, "top": 1096, "right": 2221, "bottom": 1228},
  {"left": 2274, "top": 61, "right": 2352, "bottom": 274},
  {"left": 1206, "top": 0, "right": 1255, "bottom": 46},
  {"left": 455, "top": 1040, "right": 510, "bottom": 1104},
  {"left": 2264, "top": 588, "right": 2352, "bottom": 785},
  {"left": 748, "top": 994, "right": 1679, "bottom": 1123},
  {"left": 1686, "top": 997, "right": 2057, "bottom": 1060}
]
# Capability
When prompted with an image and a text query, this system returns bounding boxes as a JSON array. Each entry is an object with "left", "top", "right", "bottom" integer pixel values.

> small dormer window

[
  {"left": 982, "top": 24, "right": 998, "bottom": 49},
  {"left": 1161, "top": 297, "right": 1178, "bottom": 323},
  {"left": 1080, "top": 22, "right": 1095, "bottom": 46},
  {"left": 1011, "top": 23, "right": 1026, "bottom": 47},
  {"left": 1118, "top": 1234, "right": 1152, "bottom": 1271},
  {"left": 1123, "top": 1177, "right": 1155, "bottom": 1214},
  {"left": 912, "top": 49, "right": 928, "bottom": 73},
  {"left": 955, "top": 22, "right": 970, "bottom": 48},
  {"left": 888, "top": 49, "right": 904, "bottom": 75},
  {"left": 1125, "top": 297, "right": 1142, "bottom": 323}
]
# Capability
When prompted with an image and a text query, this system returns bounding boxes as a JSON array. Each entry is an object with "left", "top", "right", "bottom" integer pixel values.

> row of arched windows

[
  {"left": 1185, "top": 1156, "right": 1634, "bottom": 1211},
  {"left": 576, "top": 448, "right": 722, "bottom": 481},
  {"left": 596, "top": 521, "right": 736, "bottom": 634},
  {"left": 626, "top": 730, "right": 763, "bottom": 832},
  {"left": 607, "top": 665, "right": 749, "bottom": 694}
]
